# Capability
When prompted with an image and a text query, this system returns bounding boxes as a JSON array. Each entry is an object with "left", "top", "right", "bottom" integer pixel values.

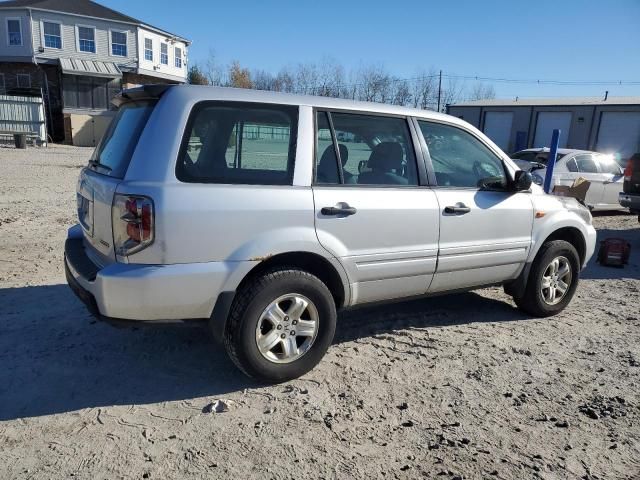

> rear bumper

[
  {"left": 619, "top": 192, "right": 640, "bottom": 212},
  {"left": 64, "top": 226, "right": 253, "bottom": 322}
]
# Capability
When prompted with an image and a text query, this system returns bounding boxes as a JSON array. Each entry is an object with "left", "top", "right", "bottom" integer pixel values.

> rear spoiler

[{"left": 111, "top": 84, "right": 175, "bottom": 108}]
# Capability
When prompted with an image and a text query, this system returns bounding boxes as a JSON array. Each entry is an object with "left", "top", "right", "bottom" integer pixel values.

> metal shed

[{"left": 447, "top": 97, "right": 640, "bottom": 161}]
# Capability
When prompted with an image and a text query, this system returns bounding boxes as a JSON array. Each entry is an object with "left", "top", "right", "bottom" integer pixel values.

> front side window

[
  {"left": 177, "top": 102, "right": 298, "bottom": 185},
  {"left": 7, "top": 19, "right": 22, "bottom": 46},
  {"left": 160, "top": 42, "right": 168, "bottom": 65},
  {"left": 419, "top": 121, "right": 507, "bottom": 189},
  {"left": 43, "top": 21, "right": 62, "bottom": 49},
  {"left": 316, "top": 111, "right": 418, "bottom": 186},
  {"left": 574, "top": 154, "right": 598, "bottom": 173},
  {"left": 174, "top": 47, "right": 183, "bottom": 68},
  {"left": 78, "top": 26, "right": 95, "bottom": 53},
  {"left": 144, "top": 38, "right": 153, "bottom": 61},
  {"left": 111, "top": 30, "right": 127, "bottom": 56}
]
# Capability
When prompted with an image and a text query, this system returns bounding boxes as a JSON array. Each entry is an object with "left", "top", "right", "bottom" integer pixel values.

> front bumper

[
  {"left": 619, "top": 192, "right": 640, "bottom": 212},
  {"left": 64, "top": 227, "right": 252, "bottom": 322},
  {"left": 583, "top": 224, "right": 598, "bottom": 268}
]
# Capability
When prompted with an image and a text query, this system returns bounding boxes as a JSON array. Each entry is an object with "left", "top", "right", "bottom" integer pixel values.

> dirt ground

[{"left": 1, "top": 145, "right": 639, "bottom": 480}]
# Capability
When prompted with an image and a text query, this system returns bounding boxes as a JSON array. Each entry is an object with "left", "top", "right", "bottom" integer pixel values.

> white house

[{"left": 0, "top": 0, "right": 191, "bottom": 144}]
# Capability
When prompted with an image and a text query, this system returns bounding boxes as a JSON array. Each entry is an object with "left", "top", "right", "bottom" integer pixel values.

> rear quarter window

[{"left": 176, "top": 102, "right": 298, "bottom": 185}]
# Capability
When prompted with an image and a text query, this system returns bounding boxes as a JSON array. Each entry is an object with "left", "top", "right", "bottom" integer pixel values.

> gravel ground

[{"left": 0, "top": 145, "right": 639, "bottom": 480}]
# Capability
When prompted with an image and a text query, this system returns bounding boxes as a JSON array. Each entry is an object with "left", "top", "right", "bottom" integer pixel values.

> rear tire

[
  {"left": 514, "top": 240, "right": 580, "bottom": 317},
  {"left": 224, "top": 267, "right": 336, "bottom": 383}
]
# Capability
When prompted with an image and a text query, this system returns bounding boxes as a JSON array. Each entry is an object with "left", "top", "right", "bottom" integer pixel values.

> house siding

[
  {"left": 136, "top": 27, "right": 187, "bottom": 82},
  {"left": 30, "top": 10, "right": 137, "bottom": 65},
  {"left": 0, "top": 9, "right": 33, "bottom": 59}
]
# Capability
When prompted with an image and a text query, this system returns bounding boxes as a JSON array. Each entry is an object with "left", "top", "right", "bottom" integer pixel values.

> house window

[
  {"left": 77, "top": 26, "right": 96, "bottom": 53},
  {"left": 111, "top": 30, "right": 127, "bottom": 56},
  {"left": 174, "top": 46, "right": 183, "bottom": 68},
  {"left": 144, "top": 38, "right": 153, "bottom": 61},
  {"left": 63, "top": 74, "right": 121, "bottom": 110},
  {"left": 160, "top": 42, "right": 168, "bottom": 65},
  {"left": 43, "top": 21, "right": 62, "bottom": 49},
  {"left": 17, "top": 73, "right": 31, "bottom": 88},
  {"left": 7, "top": 18, "right": 22, "bottom": 46}
]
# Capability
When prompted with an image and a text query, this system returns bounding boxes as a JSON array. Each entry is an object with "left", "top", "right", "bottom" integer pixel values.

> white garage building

[{"left": 447, "top": 97, "right": 640, "bottom": 162}]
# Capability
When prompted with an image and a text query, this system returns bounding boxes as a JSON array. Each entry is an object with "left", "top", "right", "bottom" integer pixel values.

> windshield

[{"left": 89, "top": 101, "right": 155, "bottom": 178}]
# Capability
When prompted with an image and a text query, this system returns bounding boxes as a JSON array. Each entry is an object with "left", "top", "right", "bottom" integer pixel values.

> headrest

[{"left": 368, "top": 142, "right": 403, "bottom": 171}]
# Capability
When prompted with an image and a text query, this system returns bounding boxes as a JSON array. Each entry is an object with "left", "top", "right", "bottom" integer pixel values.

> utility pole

[{"left": 437, "top": 70, "right": 442, "bottom": 112}]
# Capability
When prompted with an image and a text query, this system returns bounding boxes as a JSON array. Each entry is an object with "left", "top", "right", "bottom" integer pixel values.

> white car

[{"left": 511, "top": 148, "right": 625, "bottom": 211}]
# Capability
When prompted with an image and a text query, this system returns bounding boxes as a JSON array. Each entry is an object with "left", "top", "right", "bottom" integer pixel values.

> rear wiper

[{"left": 88, "top": 159, "right": 112, "bottom": 172}]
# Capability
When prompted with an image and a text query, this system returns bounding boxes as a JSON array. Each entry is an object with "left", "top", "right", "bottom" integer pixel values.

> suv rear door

[
  {"left": 416, "top": 120, "right": 534, "bottom": 292},
  {"left": 77, "top": 100, "right": 156, "bottom": 266},
  {"left": 312, "top": 110, "right": 439, "bottom": 305}
]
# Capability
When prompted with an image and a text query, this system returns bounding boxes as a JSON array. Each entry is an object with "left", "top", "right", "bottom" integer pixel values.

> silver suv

[{"left": 65, "top": 85, "right": 597, "bottom": 382}]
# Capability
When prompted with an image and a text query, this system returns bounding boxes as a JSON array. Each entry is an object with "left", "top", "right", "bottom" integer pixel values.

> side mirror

[{"left": 514, "top": 170, "right": 533, "bottom": 191}]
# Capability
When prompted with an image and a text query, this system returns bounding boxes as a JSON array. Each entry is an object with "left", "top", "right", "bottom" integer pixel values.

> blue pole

[{"left": 543, "top": 129, "right": 561, "bottom": 194}]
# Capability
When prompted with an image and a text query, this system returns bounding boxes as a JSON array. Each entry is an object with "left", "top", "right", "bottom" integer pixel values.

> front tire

[
  {"left": 514, "top": 240, "right": 580, "bottom": 317},
  {"left": 224, "top": 267, "right": 337, "bottom": 383}
]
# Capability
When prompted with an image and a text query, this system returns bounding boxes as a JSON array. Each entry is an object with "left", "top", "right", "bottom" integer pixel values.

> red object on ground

[{"left": 597, "top": 238, "right": 631, "bottom": 267}]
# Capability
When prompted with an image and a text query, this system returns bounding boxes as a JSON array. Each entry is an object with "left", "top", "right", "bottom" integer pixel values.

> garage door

[
  {"left": 533, "top": 112, "right": 572, "bottom": 148},
  {"left": 483, "top": 112, "right": 513, "bottom": 152},
  {"left": 596, "top": 112, "right": 640, "bottom": 160}
]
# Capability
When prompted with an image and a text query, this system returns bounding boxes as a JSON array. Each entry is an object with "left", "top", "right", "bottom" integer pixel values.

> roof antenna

[{"left": 604, "top": 90, "right": 609, "bottom": 101}]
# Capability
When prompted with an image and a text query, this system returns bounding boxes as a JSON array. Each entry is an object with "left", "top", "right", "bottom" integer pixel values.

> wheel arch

[
  {"left": 209, "top": 251, "right": 349, "bottom": 343},
  {"left": 505, "top": 225, "right": 587, "bottom": 299}
]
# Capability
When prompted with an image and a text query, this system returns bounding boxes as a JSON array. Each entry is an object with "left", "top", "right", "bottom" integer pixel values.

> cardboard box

[{"left": 552, "top": 177, "right": 591, "bottom": 202}]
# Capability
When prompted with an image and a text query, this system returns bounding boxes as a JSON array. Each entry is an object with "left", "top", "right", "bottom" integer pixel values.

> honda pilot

[{"left": 65, "top": 85, "right": 597, "bottom": 382}]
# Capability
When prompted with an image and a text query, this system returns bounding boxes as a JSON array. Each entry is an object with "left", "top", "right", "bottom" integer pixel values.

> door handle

[
  {"left": 444, "top": 203, "right": 471, "bottom": 215},
  {"left": 321, "top": 204, "right": 357, "bottom": 216}
]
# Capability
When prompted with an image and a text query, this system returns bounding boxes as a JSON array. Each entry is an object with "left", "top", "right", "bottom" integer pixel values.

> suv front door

[
  {"left": 312, "top": 111, "right": 440, "bottom": 305},
  {"left": 416, "top": 120, "right": 534, "bottom": 292}
]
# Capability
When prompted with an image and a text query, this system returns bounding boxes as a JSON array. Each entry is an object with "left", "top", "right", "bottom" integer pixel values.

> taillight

[
  {"left": 624, "top": 158, "right": 633, "bottom": 182},
  {"left": 112, "top": 194, "right": 154, "bottom": 256}
]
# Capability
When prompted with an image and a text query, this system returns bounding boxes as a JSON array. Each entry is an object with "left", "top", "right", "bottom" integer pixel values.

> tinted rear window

[
  {"left": 176, "top": 102, "right": 298, "bottom": 185},
  {"left": 89, "top": 101, "right": 155, "bottom": 178}
]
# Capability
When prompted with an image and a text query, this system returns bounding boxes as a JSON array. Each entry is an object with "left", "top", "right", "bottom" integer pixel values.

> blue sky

[{"left": 104, "top": 0, "right": 640, "bottom": 98}]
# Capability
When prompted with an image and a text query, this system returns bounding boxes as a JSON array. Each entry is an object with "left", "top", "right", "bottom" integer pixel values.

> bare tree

[
  {"left": 391, "top": 79, "right": 412, "bottom": 106},
  {"left": 440, "top": 77, "right": 464, "bottom": 110},
  {"left": 356, "top": 65, "right": 391, "bottom": 103},
  {"left": 411, "top": 69, "right": 437, "bottom": 110},
  {"left": 252, "top": 69, "right": 277, "bottom": 91},
  {"left": 203, "top": 49, "right": 224, "bottom": 86},
  {"left": 275, "top": 67, "right": 295, "bottom": 93},
  {"left": 316, "top": 58, "right": 344, "bottom": 98},
  {"left": 468, "top": 82, "right": 496, "bottom": 100},
  {"left": 294, "top": 63, "right": 319, "bottom": 95}
]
